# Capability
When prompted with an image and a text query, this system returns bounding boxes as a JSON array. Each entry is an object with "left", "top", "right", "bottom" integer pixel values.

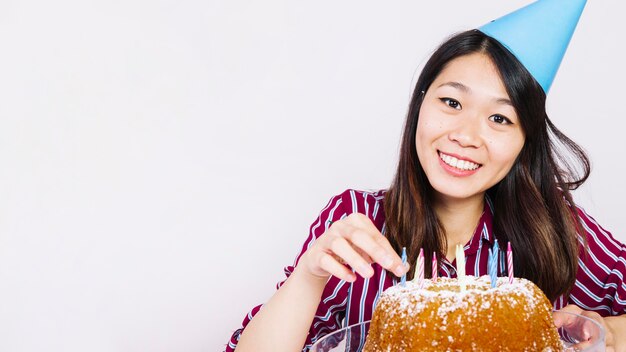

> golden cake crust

[{"left": 362, "top": 276, "right": 561, "bottom": 351}]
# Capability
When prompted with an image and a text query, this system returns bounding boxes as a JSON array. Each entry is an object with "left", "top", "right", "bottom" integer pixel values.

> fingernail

[
  {"left": 382, "top": 255, "right": 393, "bottom": 267},
  {"left": 359, "top": 264, "right": 373, "bottom": 277},
  {"left": 394, "top": 264, "right": 406, "bottom": 277}
]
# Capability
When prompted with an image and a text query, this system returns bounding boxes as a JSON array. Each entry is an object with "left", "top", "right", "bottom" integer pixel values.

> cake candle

[
  {"left": 432, "top": 251, "right": 438, "bottom": 282},
  {"left": 413, "top": 248, "right": 424, "bottom": 288},
  {"left": 400, "top": 247, "right": 407, "bottom": 286},
  {"left": 488, "top": 239, "right": 499, "bottom": 288},
  {"left": 455, "top": 244, "right": 466, "bottom": 291},
  {"left": 507, "top": 242, "right": 514, "bottom": 284}
]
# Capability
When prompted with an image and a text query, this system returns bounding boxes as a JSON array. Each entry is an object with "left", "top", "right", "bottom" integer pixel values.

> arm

[
  {"left": 234, "top": 212, "right": 407, "bottom": 352},
  {"left": 234, "top": 265, "right": 329, "bottom": 352},
  {"left": 554, "top": 207, "right": 626, "bottom": 351}
]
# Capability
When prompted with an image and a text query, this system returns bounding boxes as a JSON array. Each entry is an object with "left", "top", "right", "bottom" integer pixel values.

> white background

[{"left": 0, "top": 1, "right": 624, "bottom": 351}]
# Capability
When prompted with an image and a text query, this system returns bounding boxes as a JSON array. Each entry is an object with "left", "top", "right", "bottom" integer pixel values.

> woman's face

[{"left": 416, "top": 52, "right": 525, "bottom": 204}]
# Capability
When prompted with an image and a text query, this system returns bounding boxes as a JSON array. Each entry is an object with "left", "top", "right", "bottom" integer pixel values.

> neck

[{"left": 434, "top": 193, "right": 485, "bottom": 261}]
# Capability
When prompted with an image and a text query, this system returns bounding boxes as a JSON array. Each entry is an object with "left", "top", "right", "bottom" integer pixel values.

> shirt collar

[
  {"left": 482, "top": 195, "right": 495, "bottom": 243},
  {"left": 465, "top": 195, "right": 496, "bottom": 255}
]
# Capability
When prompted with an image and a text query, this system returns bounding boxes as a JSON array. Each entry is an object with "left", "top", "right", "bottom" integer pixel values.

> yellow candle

[{"left": 456, "top": 244, "right": 466, "bottom": 292}]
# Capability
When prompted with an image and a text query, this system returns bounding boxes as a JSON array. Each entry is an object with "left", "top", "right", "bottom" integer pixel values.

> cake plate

[{"left": 310, "top": 311, "right": 605, "bottom": 352}]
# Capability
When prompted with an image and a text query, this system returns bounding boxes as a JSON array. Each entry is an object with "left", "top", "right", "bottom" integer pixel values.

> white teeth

[{"left": 439, "top": 152, "right": 479, "bottom": 171}]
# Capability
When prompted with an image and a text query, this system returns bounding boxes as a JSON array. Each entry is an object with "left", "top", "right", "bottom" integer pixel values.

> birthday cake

[{"left": 362, "top": 275, "right": 562, "bottom": 351}]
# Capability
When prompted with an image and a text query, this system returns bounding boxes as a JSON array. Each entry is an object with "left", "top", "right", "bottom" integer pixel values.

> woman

[{"left": 228, "top": 12, "right": 626, "bottom": 352}]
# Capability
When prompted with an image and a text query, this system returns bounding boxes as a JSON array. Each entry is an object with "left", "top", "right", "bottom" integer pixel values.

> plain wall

[{"left": 0, "top": 1, "right": 624, "bottom": 351}]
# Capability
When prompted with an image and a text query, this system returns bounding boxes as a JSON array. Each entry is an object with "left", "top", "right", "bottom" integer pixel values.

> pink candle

[
  {"left": 507, "top": 242, "right": 514, "bottom": 284},
  {"left": 432, "top": 251, "right": 438, "bottom": 282},
  {"left": 417, "top": 248, "right": 424, "bottom": 288}
]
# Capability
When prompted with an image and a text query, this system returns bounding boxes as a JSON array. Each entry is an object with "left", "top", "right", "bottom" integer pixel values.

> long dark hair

[{"left": 384, "top": 30, "right": 590, "bottom": 301}]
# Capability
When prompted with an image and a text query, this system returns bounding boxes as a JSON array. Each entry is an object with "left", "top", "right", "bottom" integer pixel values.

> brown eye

[
  {"left": 489, "top": 114, "right": 512, "bottom": 125},
  {"left": 440, "top": 98, "right": 461, "bottom": 110}
]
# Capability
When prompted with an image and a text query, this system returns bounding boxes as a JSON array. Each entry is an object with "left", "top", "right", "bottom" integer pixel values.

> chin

[{"left": 430, "top": 184, "right": 486, "bottom": 202}]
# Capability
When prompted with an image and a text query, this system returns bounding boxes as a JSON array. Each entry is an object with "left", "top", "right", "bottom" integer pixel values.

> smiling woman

[
  {"left": 227, "top": 1, "right": 626, "bottom": 352},
  {"left": 417, "top": 54, "right": 525, "bottom": 204},
  {"left": 385, "top": 29, "right": 585, "bottom": 307},
  {"left": 415, "top": 52, "right": 527, "bottom": 259}
]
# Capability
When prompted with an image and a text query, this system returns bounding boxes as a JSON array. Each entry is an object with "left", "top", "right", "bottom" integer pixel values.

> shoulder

[
  {"left": 330, "top": 189, "right": 387, "bottom": 228},
  {"left": 307, "top": 189, "right": 388, "bottom": 244},
  {"left": 575, "top": 205, "right": 625, "bottom": 259},
  {"left": 335, "top": 188, "right": 386, "bottom": 211},
  {"left": 312, "top": 189, "right": 387, "bottom": 220},
  {"left": 568, "top": 205, "right": 626, "bottom": 315}
]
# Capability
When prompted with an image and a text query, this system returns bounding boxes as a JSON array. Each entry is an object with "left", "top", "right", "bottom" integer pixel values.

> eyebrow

[{"left": 437, "top": 81, "right": 513, "bottom": 106}]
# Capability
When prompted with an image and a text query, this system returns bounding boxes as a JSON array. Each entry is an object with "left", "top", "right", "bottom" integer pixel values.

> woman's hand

[
  {"left": 297, "top": 213, "right": 408, "bottom": 283},
  {"left": 554, "top": 304, "right": 624, "bottom": 351}
]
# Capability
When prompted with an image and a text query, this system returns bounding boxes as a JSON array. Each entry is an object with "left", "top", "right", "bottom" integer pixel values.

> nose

[{"left": 448, "top": 114, "right": 482, "bottom": 148}]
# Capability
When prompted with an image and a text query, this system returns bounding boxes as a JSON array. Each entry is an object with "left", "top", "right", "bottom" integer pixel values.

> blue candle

[
  {"left": 488, "top": 240, "right": 500, "bottom": 288},
  {"left": 401, "top": 247, "right": 407, "bottom": 286}
]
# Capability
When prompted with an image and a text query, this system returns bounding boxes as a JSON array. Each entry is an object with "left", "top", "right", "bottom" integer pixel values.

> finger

[
  {"left": 329, "top": 221, "right": 383, "bottom": 266},
  {"left": 553, "top": 314, "right": 576, "bottom": 329},
  {"left": 568, "top": 316, "right": 599, "bottom": 348},
  {"left": 332, "top": 217, "right": 407, "bottom": 276},
  {"left": 553, "top": 305, "right": 583, "bottom": 328},
  {"left": 559, "top": 304, "right": 584, "bottom": 314},
  {"left": 570, "top": 329, "right": 607, "bottom": 352},
  {"left": 319, "top": 253, "right": 356, "bottom": 282},
  {"left": 358, "top": 221, "right": 408, "bottom": 272},
  {"left": 571, "top": 340, "right": 593, "bottom": 351},
  {"left": 354, "top": 246, "right": 374, "bottom": 264},
  {"left": 329, "top": 237, "right": 375, "bottom": 278},
  {"left": 339, "top": 224, "right": 406, "bottom": 277},
  {"left": 342, "top": 217, "right": 400, "bottom": 276},
  {"left": 582, "top": 312, "right": 613, "bottom": 348}
]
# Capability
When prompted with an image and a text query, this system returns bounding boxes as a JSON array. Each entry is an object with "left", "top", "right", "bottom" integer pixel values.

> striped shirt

[{"left": 225, "top": 189, "right": 626, "bottom": 351}]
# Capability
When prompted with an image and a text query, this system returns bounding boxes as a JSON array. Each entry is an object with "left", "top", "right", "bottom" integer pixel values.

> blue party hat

[{"left": 479, "top": 0, "right": 587, "bottom": 93}]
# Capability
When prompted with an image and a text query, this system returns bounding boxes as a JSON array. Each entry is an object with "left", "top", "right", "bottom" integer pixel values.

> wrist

[{"left": 291, "top": 263, "right": 330, "bottom": 290}]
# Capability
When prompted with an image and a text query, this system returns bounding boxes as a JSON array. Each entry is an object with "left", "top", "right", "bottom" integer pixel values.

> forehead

[{"left": 432, "top": 53, "right": 509, "bottom": 98}]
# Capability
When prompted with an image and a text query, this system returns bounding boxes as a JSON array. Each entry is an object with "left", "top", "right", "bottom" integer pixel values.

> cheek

[
  {"left": 487, "top": 136, "right": 524, "bottom": 169},
  {"left": 415, "top": 118, "right": 436, "bottom": 155},
  {"left": 416, "top": 112, "right": 443, "bottom": 143}
]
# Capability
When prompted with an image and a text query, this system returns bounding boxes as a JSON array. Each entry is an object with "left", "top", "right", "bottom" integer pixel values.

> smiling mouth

[{"left": 438, "top": 151, "right": 481, "bottom": 171}]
